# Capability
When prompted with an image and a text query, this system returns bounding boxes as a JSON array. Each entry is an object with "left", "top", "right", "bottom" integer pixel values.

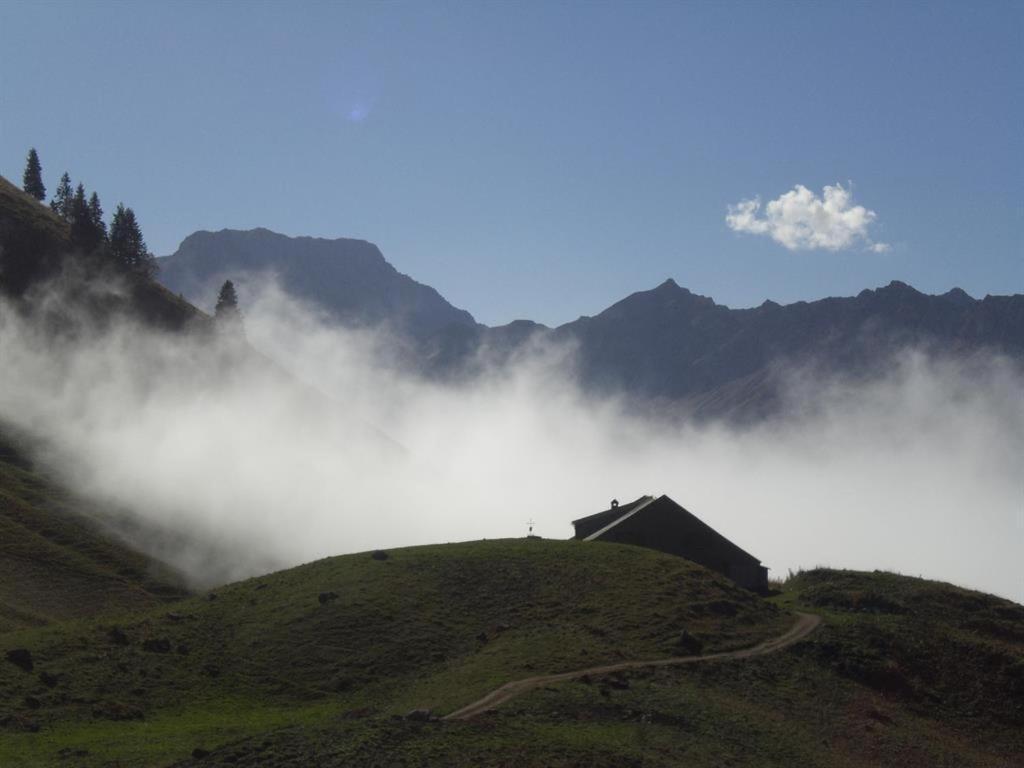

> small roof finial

[{"left": 611, "top": 499, "right": 619, "bottom": 509}]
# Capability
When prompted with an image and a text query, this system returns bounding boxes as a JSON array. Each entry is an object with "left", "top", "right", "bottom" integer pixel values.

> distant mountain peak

[
  {"left": 940, "top": 287, "right": 975, "bottom": 306},
  {"left": 881, "top": 279, "right": 920, "bottom": 295},
  {"left": 158, "top": 228, "right": 476, "bottom": 340}
]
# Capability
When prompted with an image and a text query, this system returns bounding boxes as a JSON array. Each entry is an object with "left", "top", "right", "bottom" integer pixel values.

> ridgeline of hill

[
  {"left": 0, "top": 541, "right": 1021, "bottom": 767},
  {"left": 157, "top": 228, "right": 1024, "bottom": 421}
]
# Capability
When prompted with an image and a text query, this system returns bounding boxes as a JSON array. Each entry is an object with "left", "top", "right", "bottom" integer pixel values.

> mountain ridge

[
  {"left": 156, "top": 226, "right": 1024, "bottom": 421},
  {"left": 158, "top": 227, "right": 478, "bottom": 341}
]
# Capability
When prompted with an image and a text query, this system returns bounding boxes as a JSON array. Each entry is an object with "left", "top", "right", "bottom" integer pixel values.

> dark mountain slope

[
  {"left": 157, "top": 224, "right": 1022, "bottom": 420},
  {"left": 544, "top": 278, "right": 1024, "bottom": 419},
  {"left": 158, "top": 228, "right": 477, "bottom": 340}
]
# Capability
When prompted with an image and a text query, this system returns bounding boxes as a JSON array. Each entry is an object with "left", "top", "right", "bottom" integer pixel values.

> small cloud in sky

[{"left": 726, "top": 183, "right": 889, "bottom": 253}]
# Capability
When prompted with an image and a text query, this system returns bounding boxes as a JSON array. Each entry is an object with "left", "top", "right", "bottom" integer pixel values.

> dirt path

[{"left": 444, "top": 612, "right": 821, "bottom": 720}]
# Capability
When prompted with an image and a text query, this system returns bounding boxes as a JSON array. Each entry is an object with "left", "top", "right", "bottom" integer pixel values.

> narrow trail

[{"left": 444, "top": 612, "right": 821, "bottom": 720}]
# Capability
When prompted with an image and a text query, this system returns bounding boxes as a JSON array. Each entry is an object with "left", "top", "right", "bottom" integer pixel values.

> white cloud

[
  {"left": 726, "top": 183, "right": 889, "bottom": 253},
  {"left": 2, "top": 277, "right": 1022, "bottom": 602}
]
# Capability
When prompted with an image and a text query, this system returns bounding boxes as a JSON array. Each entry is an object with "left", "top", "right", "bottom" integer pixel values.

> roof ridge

[{"left": 582, "top": 495, "right": 657, "bottom": 542}]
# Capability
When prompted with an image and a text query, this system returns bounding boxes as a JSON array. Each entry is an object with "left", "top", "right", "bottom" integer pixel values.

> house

[{"left": 572, "top": 495, "right": 769, "bottom": 593}]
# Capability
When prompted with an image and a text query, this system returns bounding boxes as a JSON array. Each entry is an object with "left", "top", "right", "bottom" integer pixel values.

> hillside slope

[
  {"left": 1, "top": 542, "right": 1021, "bottom": 767},
  {"left": 0, "top": 538, "right": 789, "bottom": 766},
  {"left": 0, "top": 427, "right": 188, "bottom": 633},
  {"left": 0, "top": 175, "right": 207, "bottom": 332}
]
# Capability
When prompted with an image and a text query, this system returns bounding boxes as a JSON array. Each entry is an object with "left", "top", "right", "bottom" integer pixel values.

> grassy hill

[
  {"left": 0, "top": 175, "right": 206, "bottom": 331},
  {"left": 1, "top": 541, "right": 1021, "bottom": 767},
  {"left": 0, "top": 427, "right": 188, "bottom": 633},
  {"left": 0, "top": 538, "right": 789, "bottom": 766}
]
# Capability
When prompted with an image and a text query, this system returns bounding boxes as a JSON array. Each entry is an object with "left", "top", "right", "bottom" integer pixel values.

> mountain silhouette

[{"left": 158, "top": 228, "right": 1024, "bottom": 420}]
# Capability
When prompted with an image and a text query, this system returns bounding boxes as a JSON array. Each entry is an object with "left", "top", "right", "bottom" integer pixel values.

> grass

[
  {"left": 0, "top": 514, "right": 1020, "bottom": 767},
  {"left": 0, "top": 538, "right": 790, "bottom": 766},
  {"left": 0, "top": 427, "right": 188, "bottom": 633},
  {"left": 143, "top": 567, "right": 1023, "bottom": 768}
]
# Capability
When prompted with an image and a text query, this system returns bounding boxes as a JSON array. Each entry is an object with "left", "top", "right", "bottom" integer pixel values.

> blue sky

[{"left": 1, "top": 1, "right": 1021, "bottom": 326}]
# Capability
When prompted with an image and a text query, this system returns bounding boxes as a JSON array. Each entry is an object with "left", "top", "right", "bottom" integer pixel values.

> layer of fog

[{"left": 1, "top": 279, "right": 1022, "bottom": 603}]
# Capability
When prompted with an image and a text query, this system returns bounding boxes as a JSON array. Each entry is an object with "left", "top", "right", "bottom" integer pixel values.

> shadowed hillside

[
  {"left": 1, "top": 544, "right": 1020, "bottom": 767},
  {"left": 0, "top": 539, "right": 789, "bottom": 766},
  {"left": 0, "top": 175, "right": 207, "bottom": 333},
  {"left": 0, "top": 428, "right": 188, "bottom": 633}
]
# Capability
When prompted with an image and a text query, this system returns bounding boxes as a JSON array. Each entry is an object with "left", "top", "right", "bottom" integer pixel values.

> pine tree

[
  {"left": 69, "top": 183, "right": 90, "bottom": 245},
  {"left": 215, "top": 280, "right": 240, "bottom": 318},
  {"left": 69, "top": 183, "right": 89, "bottom": 237},
  {"left": 50, "top": 172, "right": 73, "bottom": 219},
  {"left": 69, "top": 185, "right": 107, "bottom": 253},
  {"left": 22, "top": 148, "right": 46, "bottom": 201},
  {"left": 214, "top": 280, "right": 244, "bottom": 335},
  {"left": 109, "top": 204, "right": 154, "bottom": 276},
  {"left": 87, "top": 192, "right": 107, "bottom": 244}
]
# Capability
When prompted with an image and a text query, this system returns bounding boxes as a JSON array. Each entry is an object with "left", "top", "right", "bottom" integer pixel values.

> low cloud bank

[{"left": 1, "top": 280, "right": 1021, "bottom": 601}]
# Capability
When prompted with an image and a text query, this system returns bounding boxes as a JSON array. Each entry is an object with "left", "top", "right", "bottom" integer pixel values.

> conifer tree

[
  {"left": 70, "top": 183, "right": 90, "bottom": 247},
  {"left": 215, "top": 280, "right": 240, "bottom": 318},
  {"left": 87, "top": 192, "right": 107, "bottom": 244},
  {"left": 109, "top": 204, "right": 155, "bottom": 276},
  {"left": 22, "top": 148, "right": 46, "bottom": 201},
  {"left": 50, "top": 172, "right": 73, "bottom": 219},
  {"left": 215, "top": 280, "right": 244, "bottom": 335}
]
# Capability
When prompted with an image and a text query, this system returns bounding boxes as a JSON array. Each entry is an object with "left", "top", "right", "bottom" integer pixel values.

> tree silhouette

[
  {"left": 88, "top": 192, "right": 107, "bottom": 245},
  {"left": 22, "top": 149, "right": 45, "bottom": 201},
  {"left": 215, "top": 280, "right": 240, "bottom": 318},
  {"left": 50, "top": 173, "right": 72, "bottom": 219},
  {"left": 69, "top": 184, "right": 91, "bottom": 247},
  {"left": 109, "top": 204, "right": 154, "bottom": 275},
  {"left": 214, "top": 280, "right": 245, "bottom": 336}
]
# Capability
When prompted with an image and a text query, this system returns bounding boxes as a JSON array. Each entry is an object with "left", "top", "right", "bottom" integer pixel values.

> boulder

[
  {"left": 675, "top": 630, "right": 703, "bottom": 655},
  {"left": 38, "top": 671, "right": 59, "bottom": 688},
  {"left": 142, "top": 638, "right": 172, "bottom": 654},
  {"left": 606, "top": 675, "right": 630, "bottom": 690},
  {"left": 108, "top": 627, "right": 129, "bottom": 646},
  {"left": 5, "top": 648, "right": 33, "bottom": 672},
  {"left": 371, "top": 550, "right": 389, "bottom": 561}
]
